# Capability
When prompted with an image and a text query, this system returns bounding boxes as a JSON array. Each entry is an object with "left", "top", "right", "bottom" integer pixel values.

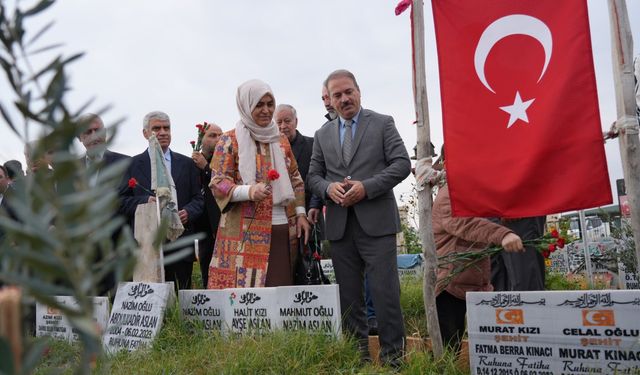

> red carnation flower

[
  {"left": 267, "top": 169, "right": 280, "bottom": 181},
  {"left": 190, "top": 140, "right": 196, "bottom": 145},
  {"left": 128, "top": 177, "right": 137, "bottom": 189},
  {"left": 196, "top": 124, "right": 203, "bottom": 130},
  {"left": 548, "top": 243, "right": 556, "bottom": 252},
  {"left": 542, "top": 250, "right": 550, "bottom": 259},
  {"left": 313, "top": 252, "right": 322, "bottom": 261},
  {"left": 556, "top": 238, "right": 565, "bottom": 249},
  {"left": 550, "top": 229, "right": 559, "bottom": 238}
]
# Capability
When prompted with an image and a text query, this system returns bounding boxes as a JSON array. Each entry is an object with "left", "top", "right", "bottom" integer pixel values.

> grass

[
  {"left": 34, "top": 303, "right": 467, "bottom": 374},
  {"left": 400, "top": 277, "right": 428, "bottom": 338},
  {"left": 32, "top": 269, "right": 604, "bottom": 374},
  {"left": 32, "top": 271, "right": 468, "bottom": 374}
]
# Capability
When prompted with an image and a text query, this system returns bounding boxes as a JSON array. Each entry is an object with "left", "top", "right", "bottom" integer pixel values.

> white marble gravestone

[
  {"left": 276, "top": 284, "right": 341, "bottom": 336},
  {"left": 222, "top": 288, "right": 278, "bottom": 334},
  {"left": 178, "top": 290, "right": 225, "bottom": 332},
  {"left": 102, "top": 282, "right": 174, "bottom": 353},
  {"left": 36, "top": 296, "right": 109, "bottom": 342}
]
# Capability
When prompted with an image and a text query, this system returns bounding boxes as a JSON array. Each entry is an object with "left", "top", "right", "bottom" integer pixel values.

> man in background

[
  {"left": 3, "top": 160, "right": 23, "bottom": 182},
  {"left": 78, "top": 113, "right": 129, "bottom": 172},
  {"left": 191, "top": 123, "right": 223, "bottom": 288},
  {"left": 77, "top": 113, "right": 130, "bottom": 295},
  {"left": 120, "top": 111, "right": 203, "bottom": 290}
]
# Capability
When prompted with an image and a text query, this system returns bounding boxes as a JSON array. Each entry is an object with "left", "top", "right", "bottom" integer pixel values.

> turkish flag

[{"left": 432, "top": 0, "right": 612, "bottom": 218}]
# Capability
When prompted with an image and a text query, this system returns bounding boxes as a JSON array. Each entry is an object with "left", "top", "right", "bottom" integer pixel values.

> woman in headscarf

[{"left": 207, "top": 79, "right": 310, "bottom": 289}]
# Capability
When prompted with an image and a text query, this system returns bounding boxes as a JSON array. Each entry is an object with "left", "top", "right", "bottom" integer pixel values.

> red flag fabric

[{"left": 432, "top": 0, "right": 612, "bottom": 218}]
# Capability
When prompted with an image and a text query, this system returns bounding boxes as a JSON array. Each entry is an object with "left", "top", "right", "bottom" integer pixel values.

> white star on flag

[{"left": 500, "top": 91, "right": 535, "bottom": 128}]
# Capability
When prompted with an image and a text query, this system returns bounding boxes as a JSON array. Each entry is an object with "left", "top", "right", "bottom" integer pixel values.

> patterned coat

[{"left": 207, "top": 130, "right": 305, "bottom": 289}]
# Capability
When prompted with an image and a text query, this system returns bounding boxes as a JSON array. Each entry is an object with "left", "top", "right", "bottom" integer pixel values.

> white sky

[{"left": 1, "top": 0, "right": 639, "bottom": 209}]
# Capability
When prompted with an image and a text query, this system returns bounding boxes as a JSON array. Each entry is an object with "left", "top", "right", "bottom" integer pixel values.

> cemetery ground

[{"left": 32, "top": 267, "right": 603, "bottom": 374}]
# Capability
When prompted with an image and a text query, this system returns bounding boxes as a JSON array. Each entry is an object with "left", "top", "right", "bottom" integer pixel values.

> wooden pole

[
  {"left": 411, "top": 0, "right": 444, "bottom": 358},
  {"left": 608, "top": 0, "right": 640, "bottom": 274}
]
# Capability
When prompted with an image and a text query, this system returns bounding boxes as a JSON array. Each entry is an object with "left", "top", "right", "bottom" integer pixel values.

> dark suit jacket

[
  {"left": 195, "top": 163, "right": 221, "bottom": 245},
  {"left": 0, "top": 187, "right": 17, "bottom": 244},
  {"left": 308, "top": 108, "right": 411, "bottom": 241},
  {"left": 119, "top": 149, "right": 204, "bottom": 261},
  {"left": 289, "top": 130, "right": 324, "bottom": 210}
]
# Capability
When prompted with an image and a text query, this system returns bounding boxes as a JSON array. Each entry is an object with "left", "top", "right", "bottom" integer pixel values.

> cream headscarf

[{"left": 235, "top": 79, "right": 295, "bottom": 206}]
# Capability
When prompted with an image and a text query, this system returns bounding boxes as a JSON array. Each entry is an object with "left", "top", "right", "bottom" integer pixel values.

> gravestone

[
  {"left": 277, "top": 285, "right": 341, "bottom": 335},
  {"left": 467, "top": 290, "right": 640, "bottom": 375},
  {"left": 222, "top": 288, "right": 278, "bottom": 334},
  {"left": 179, "top": 290, "right": 225, "bottom": 332},
  {"left": 103, "top": 282, "right": 174, "bottom": 352},
  {"left": 320, "top": 260, "right": 336, "bottom": 283},
  {"left": 35, "top": 296, "right": 109, "bottom": 342}
]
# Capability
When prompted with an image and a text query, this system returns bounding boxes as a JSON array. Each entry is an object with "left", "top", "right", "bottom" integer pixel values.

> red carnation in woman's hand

[
  {"left": 128, "top": 177, "right": 137, "bottom": 189},
  {"left": 550, "top": 229, "right": 559, "bottom": 238},
  {"left": 267, "top": 169, "right": 280, "bottom": 181},
  {"left": 548, "top": 243, "right": 557, "bottom": 252},
  {"left": 556, "top": 238, "right": 566, "bottom": 249}
]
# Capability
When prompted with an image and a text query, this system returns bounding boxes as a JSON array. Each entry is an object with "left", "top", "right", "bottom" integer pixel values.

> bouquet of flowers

[
  {"left": 190, "top": 122, "right": 211, "bottom": 152},
  {"left": 437, "top": 224, "right": 574, "bottom": 289}
]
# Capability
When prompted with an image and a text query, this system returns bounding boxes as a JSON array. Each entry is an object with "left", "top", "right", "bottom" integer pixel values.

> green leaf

[
  {"left": 22, "top": 0, "right": 56, "bottom": 17},
  {"left": 29, "top": 54, "right": 61, "bottom": 81},
  {"left": 27, "top": 42, "right": 64, "bottom": 56},
  {"left": 19, "top": 339, "right": 48, "bottom": 375},
  {"left": 44, "top": 66, "right": 66, "bottom": 109},
  {"left": 13, "top": 10, "right": 25, "bottom": 45},
  {"left": 0, "top": 55, "right": 19, "bottom": 91},
  {"left": 0, "top": 272, "right": 74, "bottom": 296},
  {"left": 26, "top": 20, "right": 54, "bottom": 46},
  {"left": 163, "top": 248, "right": 195, "bottom": 265},
  {"left": 0, "top": 337, "right": 15, "bottom": 375},
  {"left": 60, "top": 52, "right": 84, "bottom": 66}
]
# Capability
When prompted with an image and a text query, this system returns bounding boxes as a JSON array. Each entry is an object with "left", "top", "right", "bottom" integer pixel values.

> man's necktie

[{"left": 342, "top": 120, "right": 353, "bottom": 165}]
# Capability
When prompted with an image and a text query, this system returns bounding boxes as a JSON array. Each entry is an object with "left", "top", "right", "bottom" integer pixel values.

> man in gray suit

[{"left": 308, "top": 69, "right": 411, "bottom": 366}]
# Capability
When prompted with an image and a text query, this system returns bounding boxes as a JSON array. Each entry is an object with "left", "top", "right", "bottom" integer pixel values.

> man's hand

[
  {"left": 341, "top": 179, "right": 365, "bottom": 207},
  {"left": 249, "top": 182, "right": 271, "bottom": 201},
  {"left": 327, "top": 182, "right": 347, "bottom": 205},
  {"left": 501, "top": 233, "right": 524, "bottom": 252},
  {"left": 296, "top": 215, "right": 311, "bottom": 244},
  {"left": 192, "top": 152, "right": 208, "bottom": 170},
  {"left": 307, "top": 208, "right": 320, "bottom": 224},
  {"left": 178, "top": 209, "right": 189, "bottom": 224}
]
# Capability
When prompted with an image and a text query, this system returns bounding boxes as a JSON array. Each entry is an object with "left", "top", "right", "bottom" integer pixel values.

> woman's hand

[
  {"left": 296, "top": 215, "right": 311, "bottom": 244},
  {"left": 249, "top": 182, "right": 271, "bottom": 201}
]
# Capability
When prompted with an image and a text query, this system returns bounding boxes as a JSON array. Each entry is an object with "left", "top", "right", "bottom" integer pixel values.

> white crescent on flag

[{"left": 473, "top": 14, "right": 553, "bottom": 128}]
